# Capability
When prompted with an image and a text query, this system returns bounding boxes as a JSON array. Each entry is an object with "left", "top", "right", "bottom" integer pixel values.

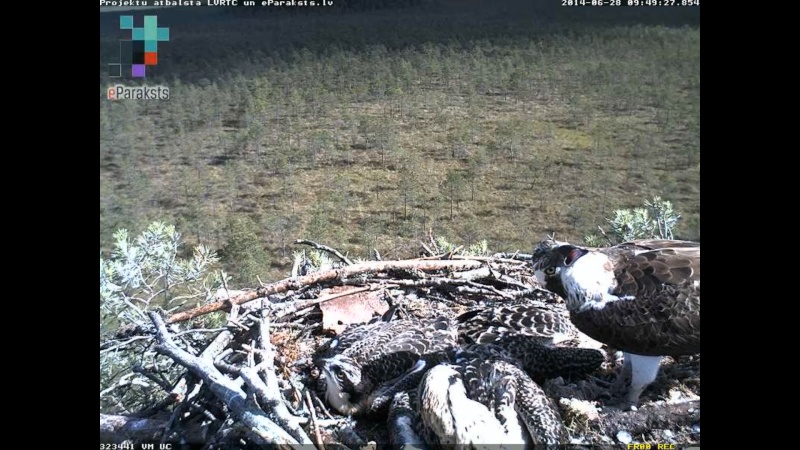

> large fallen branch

[
  {"left": 100, "top": 414, "right": 207, "bottom": 444},
  {"left": 167, "top": 259, "right": 483, "bottom": 324},
  {"left": 148, "top": 311, "right": 311, "bottom": 448}
]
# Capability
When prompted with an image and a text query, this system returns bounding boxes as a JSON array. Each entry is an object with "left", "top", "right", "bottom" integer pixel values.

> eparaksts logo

[{"left": 107, "top": 85, "right": 170, "bottom": 100}]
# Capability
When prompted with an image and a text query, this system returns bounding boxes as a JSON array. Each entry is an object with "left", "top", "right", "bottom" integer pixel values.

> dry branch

[
  {"left": 491, "top": 252, "right": 534, "bottom": 261},
  {"left": 448, "top": 267, "right": 495, "bottom": 280},
  {"left": 148, "top": 311, "right": 309, "bottom": 448},
  {"left": 449, "top": 267, "right": 534, "bottom": 291},
  {"left": 311, "top": 390, "right": 335, "bottom": 420},
  {"left": 365, "top": 277, "right": 512, "bottom": 299},
  {"left": 306, "top": 390, "right": 325, "bottom": 450},
  {"left": 418, "top": 254, "right": 531, "bottom": 265},
  {"left": 295, "top": 239, "right": 354, "bottom": 265},
  {"left": 100, "top": 413, "right": 207, "bottom": 444},
  {"left": 167, "top": 259, "right": 483, "bottom": 324},
  {"left": 251, "top": 313, "right": 312, "bottom": 444},
  {"left": 596, "top": 226, "right": 616, "bottom": 246},
  {"left": 419, "top": 241, "right": 434, "bottom": 257}
]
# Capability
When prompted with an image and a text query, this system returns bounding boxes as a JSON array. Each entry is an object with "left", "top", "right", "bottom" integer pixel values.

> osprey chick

[
  {"left": 315, "top": 315, "right": 458, "bottom": 416},
  {"left": 416, "top": 345, "right": 566, "bottom": 448}
]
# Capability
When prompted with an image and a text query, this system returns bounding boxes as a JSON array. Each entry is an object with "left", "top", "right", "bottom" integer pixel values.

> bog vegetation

[{"left": 99, "top": 0, "right": 699, "bottom": 285}]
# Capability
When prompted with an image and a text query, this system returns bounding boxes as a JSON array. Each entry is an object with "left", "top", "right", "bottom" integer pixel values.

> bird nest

[{"left": 99, "top": 239, "right": 700, "bottom": 449}]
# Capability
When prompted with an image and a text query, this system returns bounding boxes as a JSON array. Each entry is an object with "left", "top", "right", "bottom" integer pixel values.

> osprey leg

[{"left": 626, "top": 354, "right": 662, "bottom": 406}]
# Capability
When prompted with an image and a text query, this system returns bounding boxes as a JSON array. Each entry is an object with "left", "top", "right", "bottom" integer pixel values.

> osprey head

[
  {"left": 532, "top": 242, "right": 588, "bottom": 295},
  {"left": 533, "top": 243, "right": 617, "bottom": 311},
  {"left": 315, "top": 354, "right": 364, "bottom": 415}
]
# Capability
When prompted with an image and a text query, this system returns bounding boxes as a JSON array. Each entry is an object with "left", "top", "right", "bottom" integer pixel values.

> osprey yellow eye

[{"left": 544, "top": 267, "right": 556, "bottom": 275}]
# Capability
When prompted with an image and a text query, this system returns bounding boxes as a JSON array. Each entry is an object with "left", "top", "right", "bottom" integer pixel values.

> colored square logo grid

[{"left": 108, "top": 15, "right": 169, "bottom": 78}]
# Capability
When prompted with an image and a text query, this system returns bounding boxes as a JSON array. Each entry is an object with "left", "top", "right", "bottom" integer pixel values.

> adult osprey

[{"left": 531, "top": 238, "right": 700, "bottom": 408}]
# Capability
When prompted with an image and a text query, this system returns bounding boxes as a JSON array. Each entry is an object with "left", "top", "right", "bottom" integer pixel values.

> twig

[
  {"left": 295, "top": 239, "right": 354, "bottom": 266},
  {"left": 597, "top": 226, "right": 615, "bottom": 246},
  {"left": 171, "top": 377, "right": 200, "bottom": 407},
  {"left": 214, "top": 353, "right": 239, "bottom": 375},
  {"left": 365, "top": 277, "right": 512, "bottom": 299},
  {"left": 444, "top": 245, "right": 464, "bottom": 259},
  {"left": 134, "top": 384, "right": 186, "bottom": 419},
  {"left": 188, "top": 400, "right": 222, "bottom": 425},
  {"left": 220, "top": 270, "right": 234, "bottom": 308},
  {"left": 491, "top": 252, "right": 534, "bottom": 261},
  {"left": 99, "top": 375, "right": 138, "bottom": 398},
  {"left": 455, "top": 285, "right": 514, "bottom": 298},
  {"left": 418, "top": 254, "right": 526, "bottom": 264},
  {"left": 311, "top": 390, "right": 336, "bottom": 420},
  {"left": 286, "top": 378, "right": 306, "bottom": 411},
  {"left": 173, "top": 327, "right": 228, "bottom": 337},
  {"left": 227, "top": 317, "right": 250, "bottom": 331},
  {"left": 454, "top": 269, "right": 535, "bottom": 291},
  {"left": 132, "top": 365, "right": 174, "bottom": 392},
  {"left": 270, "top": 322, "right": 306, "bottom": 329},
  {"left": 466, "top": 281, "right": 514, "bottom": 299},
  {"left": 200, "top": 329, "right": 235, "bottom": 363},
  {"left": 291, "top": 251, "right": 304, "bottom": 278},
  {"left": 496, "top": 275, "right": 533, "bottom": 291},
  {"left": 100, "top": 336, "right": 152, "bottom": 353},
  {"left": 305, "top": 390, "right": 325, "bottom": 450}
]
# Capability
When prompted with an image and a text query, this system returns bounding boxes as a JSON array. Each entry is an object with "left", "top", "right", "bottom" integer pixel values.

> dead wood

[
  {"left": 167, "top": 259, "right": 483, "bottom": 324},
  {"left": 100, "top": 413, "right": 207, "bottom": 444},
  {"left": 306, "top": 390, "right": 325, "bottom": 450},
  {"left": 250, "top": 313, "right": 312, "bottom": 443},
  {"left": 365, "top": 277, "right": 513, "bottom": 299},
  {"left": 295, "top": 239, "right": 354, "bottom": 265},
  {"left": 148, "top": 311, "right": 310, "bottom": 447}
]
